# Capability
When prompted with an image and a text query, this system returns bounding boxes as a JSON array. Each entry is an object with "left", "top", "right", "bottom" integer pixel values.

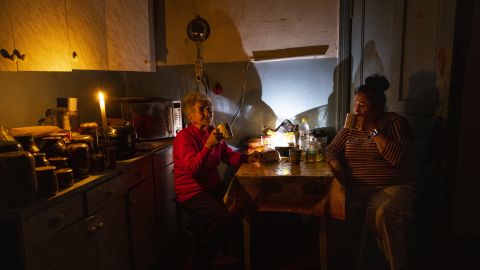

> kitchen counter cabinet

[
  {"left": 3, "top": 0, "right": 71, "bottom": 71},
  {"left": 25, "top": 215, "right": 98, "bottom": 270},
  {"left": 25, "top": 198, "right": 130, "bottom": 270},
  {"left": 105, "top": 0, "right": 155, "bottom": 72},
  {"left": 126, "top": 176, "right": 158, "bottom": 270},
  {"left": 118, "top": 152, "right": 158, "bottom": 270},
  {"left": 95, "top": 198, "right": 131, "bottom": 270},
  {"left": 66, "top": 0, "right": 109, "bottom": 70},
  {"left": 153, "top": 145, "right": 176, "bottom": 254},
  {"left": 0, "top": 170, "right": 130, "bottom": 270},
  {"left": 118, "top": 140, "right": 175, "bottom": 270}
]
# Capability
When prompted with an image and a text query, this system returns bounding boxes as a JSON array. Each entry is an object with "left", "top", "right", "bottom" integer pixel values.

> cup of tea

[
  {"left": 216, "top": 123, "right": 234, "bottom": 140},
  {"left": 344, "top": 113, "right": 364, "bottom": 130},
  {"left": 289, "top": 148, "right": 302, "bottom": 165}
]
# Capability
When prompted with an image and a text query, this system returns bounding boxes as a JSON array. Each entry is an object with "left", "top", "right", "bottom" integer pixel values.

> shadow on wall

[
  {"left": 288, "top": 56, "right": 350, "bottom": 143},
  {"left": 211, "top": 63, "right": 277, "bottom": 149},
  {"left": 352, "top": 40, "right": 385, "bottom": 99}
]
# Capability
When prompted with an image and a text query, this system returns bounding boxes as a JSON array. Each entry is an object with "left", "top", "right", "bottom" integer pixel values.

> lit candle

[{"left": 98, "top": 91, "right": 108, "bottom": 142}]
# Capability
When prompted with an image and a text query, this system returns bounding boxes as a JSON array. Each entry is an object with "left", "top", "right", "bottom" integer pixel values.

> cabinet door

[
  {"left": 66, "top": 0, "right": 108, "bottom": 70},
  {"left": 127, "top": 176, "right": 158, "bottom": 270},
  {"left": 96, "top": 198, "right": 130, "bottom": 270},
  {"left": 0, "top": 2, "right": 16, "bottom": 71},
  {"left": 105, "top": 0, "right": 155, "bottom": 71},
  {"left": 154, "top": 162, "right": 176, "bottom": 253},
  {"left": 7, "top": 0, "right": 71, "bottom": 71},
  {"left": 25, "top": 216, "right": 98, "bottom": 270}
]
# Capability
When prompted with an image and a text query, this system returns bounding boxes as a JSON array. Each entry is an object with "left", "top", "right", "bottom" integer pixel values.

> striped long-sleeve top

[{"left": 325, "top": 112, "right": 416, "bottom": 187}]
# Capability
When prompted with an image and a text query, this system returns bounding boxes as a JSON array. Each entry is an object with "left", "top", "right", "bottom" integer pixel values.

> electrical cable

[{"left": 231, "top": 61, "right": 250, "bottom": 129}]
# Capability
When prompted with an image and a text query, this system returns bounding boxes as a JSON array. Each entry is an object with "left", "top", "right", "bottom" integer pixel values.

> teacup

[
  {"left": 217, "top": 123, "right": 234, "bottom": 140},
  {"left": 344, "top": 113, "right": 364, "bottom": 130}
]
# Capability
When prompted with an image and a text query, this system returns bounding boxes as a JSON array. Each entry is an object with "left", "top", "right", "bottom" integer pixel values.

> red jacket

[{"left": 173, "top": 124, "right": 246, "bottom": 202}]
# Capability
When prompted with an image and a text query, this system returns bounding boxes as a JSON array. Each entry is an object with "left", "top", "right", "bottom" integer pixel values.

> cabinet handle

[
  {"left": 88, "top": 225, "right": 98, "bottom": 233},
  {"left": 0, "top": 49, "right": 13, "bottom": 61},
  {"left": 72, "top": 51, "right": 79, "bottom": 62},
  {"left": 12, "top": 49, "right": 26, "bottom": 62},
  {"left": 97, "top": 222, "right": 105, "bottom": 230}
]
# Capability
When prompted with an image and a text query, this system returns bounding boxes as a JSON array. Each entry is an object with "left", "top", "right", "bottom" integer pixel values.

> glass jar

[
  {"left": 306, "top": 139, "right": 319, "bottom": 163},
  {"left": 40, "top": 136, "right": 66, "bottom": 158}
]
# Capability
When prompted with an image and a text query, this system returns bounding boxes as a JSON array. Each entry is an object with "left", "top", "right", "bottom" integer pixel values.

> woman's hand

[
  {"left": 205, "top": 128, "right": 224, "bottom": 149},
  {"left": 328, "top": 159, "right": 346, "bottom": 181},
  {"left": 247, "top": 151, "right": 262, "bottom": 163}
]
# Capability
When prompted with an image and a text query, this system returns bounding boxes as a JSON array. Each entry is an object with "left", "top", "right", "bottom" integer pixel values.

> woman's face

[
  {"left": 189, "top": 99, "right": 213, "bottom": 129},
  {"left": 353, "top": 92, "right": 369, "bottom": 116}
]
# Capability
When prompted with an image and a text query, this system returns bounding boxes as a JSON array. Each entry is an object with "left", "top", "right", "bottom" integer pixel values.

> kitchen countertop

[{"left": 116, "top": 138, "right": 173, "bottom": 165}]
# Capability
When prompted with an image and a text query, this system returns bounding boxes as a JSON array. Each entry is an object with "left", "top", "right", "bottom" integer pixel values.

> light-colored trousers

[{"left": 358, "top": 183, "right": 415, "bottom": 270}]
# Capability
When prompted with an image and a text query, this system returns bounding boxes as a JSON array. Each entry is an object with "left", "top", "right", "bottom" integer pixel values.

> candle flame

[{"left": 98, "top": 91, "right": 105, "bottom": 101}]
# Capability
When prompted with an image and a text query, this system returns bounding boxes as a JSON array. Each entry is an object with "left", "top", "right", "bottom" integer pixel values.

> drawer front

[
  {"left": 126, "top": 154, "right": 153, "bottom": 188},
  {"left": 86, "top": 174, "right": 126, "bottom": 215},
  {"left": 154, "top": 146, "right": 173, "bottom": 169},
  {"left": 23, "top": 194, "right": 84, "bottom": 246}
]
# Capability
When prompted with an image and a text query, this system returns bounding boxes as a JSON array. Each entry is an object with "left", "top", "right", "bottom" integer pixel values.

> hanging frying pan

[{"left": 187, "top": 17, "right": 210, "bottom": 42}]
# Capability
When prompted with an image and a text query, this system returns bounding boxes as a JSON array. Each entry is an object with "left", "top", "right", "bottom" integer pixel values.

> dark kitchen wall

[
  {"left": 123, "top": 58, "right": 337, "bottom": 147},
  {"left": 0, "top": 59, "right": 337, "bottom": 148},
  {"left": 0, "top": 71, "right": 127, "bottom": 128}
]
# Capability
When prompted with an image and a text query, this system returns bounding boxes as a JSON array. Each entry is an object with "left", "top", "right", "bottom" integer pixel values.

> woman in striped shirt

[{"left": 325, "top": 75, "right": 415, "bottom": 270}]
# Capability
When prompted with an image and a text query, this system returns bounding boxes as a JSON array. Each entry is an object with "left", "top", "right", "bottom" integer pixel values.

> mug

[
  {"left": 289, "top": 148, "right": 302, "bottom": 165},
  {"left": 36, "top": 166, "right": 58, "bottom": 197},
  {"left": 344, "top": 113, "right": 364, "bottom": 130},
  {"left": 217, "top": 123, "right": 234, "bottom": 140}
]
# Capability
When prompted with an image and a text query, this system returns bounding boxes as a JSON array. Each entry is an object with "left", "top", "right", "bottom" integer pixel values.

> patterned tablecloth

[{"left": 224, "top": 159, "right": 345, "bottom": 219}]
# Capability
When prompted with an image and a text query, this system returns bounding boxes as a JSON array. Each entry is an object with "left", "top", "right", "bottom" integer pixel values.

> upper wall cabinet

[
  {"left": 105, "top": 0, "right": 156, "bottom": 72},
  {"left": 66, "top": 0, "right": 109, "bottom": 70},
  {"left": 5, "top": 0, "right": 71, "bottom": 71},
  {"left": 0, "top": 3, "right": 16, "bottom": 71}
]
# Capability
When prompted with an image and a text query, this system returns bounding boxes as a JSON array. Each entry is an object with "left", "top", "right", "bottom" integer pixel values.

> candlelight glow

[
  {"left": 98, "top": 91, "right": 105, "bottom": 101},
  {"left": 98, "top": 90, "right": 108, "bottom": 141}
]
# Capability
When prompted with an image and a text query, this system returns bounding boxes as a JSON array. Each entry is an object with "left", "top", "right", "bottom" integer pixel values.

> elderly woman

[
  {"left": 173, "top": 91, "right": 260, "bottom": 269},
  {"left": 325, "top": 75, "right": 416, "bottom": 270}
]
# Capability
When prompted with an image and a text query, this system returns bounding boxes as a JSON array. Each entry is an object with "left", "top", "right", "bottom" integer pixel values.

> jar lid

[
  {"left": 35, "top": 165, "right": 57, "bottom": 171},
  {"left": 56, "top": 167, "right": 73, "bottom": 174}
]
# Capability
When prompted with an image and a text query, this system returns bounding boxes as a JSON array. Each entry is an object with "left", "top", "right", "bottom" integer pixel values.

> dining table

[{"left": 223, "top": 158, "right": 345, "bottom": 270}]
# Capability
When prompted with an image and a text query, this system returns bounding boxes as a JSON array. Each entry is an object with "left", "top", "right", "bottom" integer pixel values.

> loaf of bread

[{"left": 261, "top": 148, "right": 280, "bottom": 163}]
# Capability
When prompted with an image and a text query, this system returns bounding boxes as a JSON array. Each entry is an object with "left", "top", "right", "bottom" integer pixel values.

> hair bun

[{"left": 365, "top": 74, "right": 390, "bottom": 92}]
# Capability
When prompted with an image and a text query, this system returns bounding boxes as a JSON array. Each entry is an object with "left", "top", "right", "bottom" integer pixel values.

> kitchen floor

[
  {"left": 153, "top": 212, "right": 358, "bottom": 270},
  {"left": 152, "top": 211, "right": 477, "bottom": 270}
]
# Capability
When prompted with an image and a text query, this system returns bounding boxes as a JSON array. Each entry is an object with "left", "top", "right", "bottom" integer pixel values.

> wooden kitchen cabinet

[
  {"left": 126, "top": 176, "right": 158, "bottom": 270},
  {"left": 66, "top": 0, "right": 109, "bottom": 70},
  {"left": 0, "top": 0, "right": 155, "bottom": 72},
  {"left": 105, "top": 0, "right": 156, "bottom": 72},
  {"left": 153, "top": 145, "right": 176, "bottom": 253},
  {"left": 94, "top": 198, "right": 131, "bottom": 270},
  {"left": 25, "top": 215, "right": 99, "bottom": 270},
  {"left": 3, "top": 0, "right": 71, "bottom": 71},
  {"left": 0, "top": 4, "right": 17, "bottom": 71},
  {"left": 0, "top": 171, "right": 130, "bottom": 270}
]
